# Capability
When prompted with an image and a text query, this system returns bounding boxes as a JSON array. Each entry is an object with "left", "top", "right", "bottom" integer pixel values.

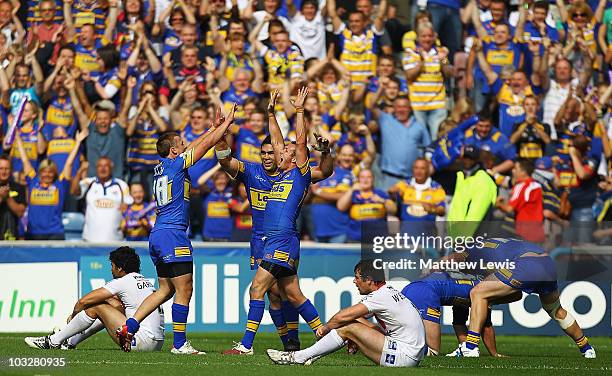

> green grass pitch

[{"left": 1, "top": 333, "right": 610, "bottom": 375}]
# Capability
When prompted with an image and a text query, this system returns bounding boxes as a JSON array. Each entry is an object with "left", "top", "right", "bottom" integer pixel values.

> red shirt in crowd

[{"left": 509, "top": 177, "right": 544, "bottom": 242}]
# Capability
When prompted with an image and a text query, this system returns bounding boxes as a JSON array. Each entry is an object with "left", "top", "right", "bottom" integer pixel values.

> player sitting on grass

[
  {"left": 447, "top": 238, "right": 596, "bottom": 358},
  {"left": 401, "top": 271, "right": 513, "bottom": 357},
  {"left": 25, "top": 247, "right": 164, "bottom": 352},
  {"left": 267, "top": 260, "right": 427, "bottom": 367}
]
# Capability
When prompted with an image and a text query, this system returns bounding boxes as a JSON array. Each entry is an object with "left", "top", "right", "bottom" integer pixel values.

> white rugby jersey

[
  {"left": 360, "top": 285, "right": 426, "bottom": 354},
  {"left": 103, "top": 272, "right": 164, "bottom": 340},
  {"left": 79, "top": 177, "right": 133, "bottom": 242}
]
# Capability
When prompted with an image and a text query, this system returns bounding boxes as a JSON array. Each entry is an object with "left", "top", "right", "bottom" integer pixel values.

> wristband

[
  {"left": 295, "top": 108, "right": 304, "bottom": 113},
  {"left": 215, "top": 148, "right": 232, "bottom": 159}
]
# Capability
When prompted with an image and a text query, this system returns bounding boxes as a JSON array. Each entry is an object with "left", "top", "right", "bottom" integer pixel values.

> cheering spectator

[
  {"left": 15, "top": 128, "right": 85, "bottom": 240},
  {"left": 121, "top": 182, "right": 156, "bottom": 241},
  {"left": 287, "top": 0, "right": 326, "bottom": 60},
  {"left": 71, "top": 156, "right": 133, "bottom": 242},
  {"left": 337, "top": 169, "right": 396, "bottom": 242},
  {"left": 463, "top": 110, "right": 516, "bottom": 174},
  {"left": 403, "top": 21, "right": 451, "bottom": 137},
  {"left": 369, "top": 96, "right": 431, "bottom": 190},
  {"left": 0, "top": 155, "right": 25, "bottom": 240},
  {"left": 201, "top": 170, "right": 234, "bottom": 242},
  {"left": 510, "top": 95, "right": 551, "bottom": 160}
]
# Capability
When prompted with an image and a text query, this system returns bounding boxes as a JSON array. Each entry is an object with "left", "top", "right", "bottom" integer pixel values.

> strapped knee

[{"left": 542, "top": 301, "right": 575, "bottom": 329}]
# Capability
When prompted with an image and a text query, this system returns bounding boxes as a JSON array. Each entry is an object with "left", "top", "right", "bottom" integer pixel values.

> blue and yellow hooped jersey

[
  {"left": 463, "top": 238, "right": 546, "bottom": 265},
  {"left": 263, "top": 162, "right": 311, "bottom": 237},
  {"left": 152, "top": 150, "right": 194, "bottom": 231},
  {"left": 235, "top": 128, "right": 266, "bottom": 164},
  {"left": 236, "top": 161, "right": 280, "bottom": 237}
]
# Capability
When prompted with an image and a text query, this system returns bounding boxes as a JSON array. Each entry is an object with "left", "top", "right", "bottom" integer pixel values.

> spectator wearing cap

[
  {"left": 0, "top": 155, "right": 26, "bottom": 240},
  {"left": 496, "top": 158, "right": 545, "bottom": 243},
  {"left": 74, "top": 98, "right": 126, "bottom": 179},
  {"left": 369, "top": 95, "right": 431, "bottom": 191},
  {"left": 447, "top": 144, "right": 498, "bottom": 238},
  {"left": 510, "top": 95, "right": 551, "bottom": 160},
  {"left": 463, "top": 110, "right": 516, "bottom": 174}
]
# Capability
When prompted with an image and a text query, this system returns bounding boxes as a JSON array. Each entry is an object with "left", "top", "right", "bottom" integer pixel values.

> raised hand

[
  {"left": 224, "top": 103, "right": 237, "bottom": 125},
  {"left": 311, "top": 133, "right": 330, "bottom": 153},
  {"left": 290, "top": 86, "right": 309, "bottom": 109},
  {"left": 268, "top": 89, "right": 280, "bottom": 112},
  {"left": 127, "top": 76, "right": 137, "bottom": 89},
  {"left": 75, "top": 128, "right": 89, "bottom": 143}
]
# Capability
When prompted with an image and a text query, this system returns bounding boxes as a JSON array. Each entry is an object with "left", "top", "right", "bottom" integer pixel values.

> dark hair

[
  {"left": 58, "top": 44, "right": 75, "bottom": 55},
  {"left": 378, "top": 54, "right": 394, "bottom": 63},
  {"left": 251, "top": 107, "right": 266, "bottom": 118},
  {"left": 516, "top": 158, "right": 535, "bottom": 176},
  {"left": 349, "top": 10, "right": 367, "bottom": 20},
  {"left": 477, "top": 108, "right": 493, "bottom": 123},
  {"left": 572, "top": 134, "right": 590, "bottom": 155},
  {"left": 387, "top": 76, "right": 401, "bottom": 88},
  {"left": 301, "top": 0, "right": 318, "bottom": 11},
  {"left": 122, "top": 0, "right": 144, "bottom": 20},
  {"left": 97, "top": 45, "right": 120, "bottom": 71},
  {"left": 109, "top": 246, "right": 140, "bottom": 273},
  {"left": 157, "top": 132, "right": 181, "bottom": 158},
  {"left": 268, "top": 19, "right": 285, "bottom": 32},
  {"left": 354, "top": 260, "right": 385, "bottom": 283},
  {"left": 533, "top": 1, "right": 549, "bottom": 12},
  {"left": 261, "top": 135, "right": 272, "bottom": 147},
  {"left": 491, "top": 0, "right": 506, "bottom": 6}
]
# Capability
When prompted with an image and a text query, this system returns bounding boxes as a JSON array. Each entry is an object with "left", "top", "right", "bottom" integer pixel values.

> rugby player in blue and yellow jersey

[
  {"left": 215, "top": 90, "right": 334, "bottom": 354},
  {"left": 117, "top": 104, "right": 238, "bottom": 354},
  {"left": 446, "top": 238, "right": 596, "bottom": 359}
]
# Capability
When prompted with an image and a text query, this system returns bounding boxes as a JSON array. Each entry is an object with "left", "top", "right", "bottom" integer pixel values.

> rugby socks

[
  {"left": 575, "top": 336, "right": 593, "bottom": 353},
  {"left": 241, "top": 299, "right": 265, "bottom": 349},
  {"left": 49, "top": 311, "right": 95, "bottom": 346},
  {"left": 293, "top": 329, "right": 344, "bottom": 364},
  {"left": 296, "top": 299, "right": 323, "bottom": 333},
  {"left": 172, "top": 303, "right": 189, "bottom": 349},
  {"left": 465, "top": 330, "right": 481, "bottom": 350},
  {"left": 67, "top": 319, "right": 105, "bottom": 346},
  {"left": 268, "top": 307, "right": 289, "bottom": 347},
  {"left": 282, "top": 300, "right": 300, "bottom": 340},
  {"left": 126, "top": 317, "right": 140, "bottom": 333}
]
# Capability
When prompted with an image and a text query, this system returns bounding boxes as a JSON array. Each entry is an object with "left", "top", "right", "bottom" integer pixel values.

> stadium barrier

[{"left": 0, "top": 241, "right": 610, "bottom": 336}]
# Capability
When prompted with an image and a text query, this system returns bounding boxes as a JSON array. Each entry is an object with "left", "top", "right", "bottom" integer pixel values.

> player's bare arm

[
  {"left": 267, "top": 89, "right": 284, "bottom": 166},
  {"left": 190, "top": 103, "right": 237, "bottom": 161},
  {"left": 69, "top": 287, "right": 114, "bottom": 320},
  {"left": 292, "top": 87, "right": 309, "bottom": 167},
  {"left": 214, "top": 135, "right": 241, "bottom": 179},
  {"left": 317, "top": 303, "right": 369, "bottom": 338}
]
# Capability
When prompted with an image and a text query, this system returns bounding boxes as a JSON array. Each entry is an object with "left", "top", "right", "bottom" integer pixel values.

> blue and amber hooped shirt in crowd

[
  {"left": 263, "top": 161, "right": 311, "bottom": 237},
  {"left": 46, "top": 137, "right": 81, "bottom": 177},
  {"left": 336, "top": 24, "right": 381, "bottom": 88},
  {"left": 474, "top": 36, "right": 522, "bottom": 94},
  {"left": 202, "top": 186, "right": 234, "bottom": 240},
  {"left": 122, "top": 201, "right": 156, "bottom": 241},
  {"left": 490, "top": 77, "right": 539, "bottom": 137},
  {"left": 43, "top": 96, "right": 77, "bottom": 139},
  {"left": 70, "top": 1, "right": 108, "bottom": 38},
  {"left": 25, "top": 170, "right": 69, "bottom": 236},
  {"left": 127, "top": 119, "right": 161, "bottom": 172},
  {"left": 391, "top": 178, "right": 446, "bottom": 222},
  {"left": 235, "top": 127, "right": 267, "bottom": 164},
  {"left": 311, "top": 166, "right": 355, "bottom": 239},
  {"left": 347, "top": 188, "right": 389, "bottom": 241},
  {"left": 221, "top": 86, "right": 259, "bottom": 127},
  {"left": 10, "top": 123, "right": 41, "bottom": 174}
]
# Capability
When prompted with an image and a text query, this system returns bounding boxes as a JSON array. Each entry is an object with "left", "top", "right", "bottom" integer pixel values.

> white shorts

[
  {"left": 379, "top": 337, "right": 423, "bottom": 367},
  {"left": 132, "top": 332, "right": 164, "bottom": 352}
]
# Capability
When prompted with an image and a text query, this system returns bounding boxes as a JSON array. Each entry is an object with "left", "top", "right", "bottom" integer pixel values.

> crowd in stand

[{"left": 0, "top": 0, "right": 610, "bottom": 244}]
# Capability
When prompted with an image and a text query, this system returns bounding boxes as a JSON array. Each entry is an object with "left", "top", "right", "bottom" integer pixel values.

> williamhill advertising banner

[{"left": 0, "top": 243, "right": 610, "bottom": 335}]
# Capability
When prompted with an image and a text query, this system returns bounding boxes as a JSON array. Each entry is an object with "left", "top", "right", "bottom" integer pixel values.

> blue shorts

[
  {"left": 262, "top": 234, "right": 300, "bottom": 271},
  {"left": 401, "top": 282, "right": 442, "bottom": 324},
  {"left": 250, "top": 234, "right": 265, "bottom": 270},
  {"left": 495, "top": 255, "right": 558, "bottom": 295},
  {"left": 149, "top": 228, "right": 193, "bottom": 265}
]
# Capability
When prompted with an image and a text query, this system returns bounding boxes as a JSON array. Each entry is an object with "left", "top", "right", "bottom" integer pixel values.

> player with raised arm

[
  {"left": 116, "top": 104, "right": 238, "bottom": 354},
  {"left": 267, "top": 260, "right": 427, "bottom": 367},
  {"left": 220, "top": 87, "right": 324, "bottom": 355},
  {"left": 26, "top": 247, "right": 164, "bottom": 352},
  {"left": 447, "top": 238, "right": 596, "bottom": 358},
  {"left": 217, "top": 90, "right": 334, "bottom": 354}
]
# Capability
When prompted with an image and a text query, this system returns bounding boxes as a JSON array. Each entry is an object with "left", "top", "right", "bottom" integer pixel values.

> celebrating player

[
  {"left": 216, "top": 90, "right": 334, "bottom": 354},
  {"left": 448, "top": 238, "right": 596, "bottom": 358},
  {"left": 25, "top": 247, "right": 164, "bottom": 352},
  {"left": 116, "top": 104, "right": 238, "bottom": 354},
  {"left": 401, "top": 271, "right": 508, "bottom": 357},
  {"left": 267, "top": 260, "right": 427, "bottom": 367}
]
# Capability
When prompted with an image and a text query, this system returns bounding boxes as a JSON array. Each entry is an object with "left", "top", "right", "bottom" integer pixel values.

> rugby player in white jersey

[
  {"left": 25, "top": 247, "right": 164, "bottom": 352},
  {"left": 267, "top": 260, "right": 427, "bottom": 367}
]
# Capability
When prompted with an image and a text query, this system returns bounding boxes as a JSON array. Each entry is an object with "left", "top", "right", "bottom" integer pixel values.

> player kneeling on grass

[
  {"left": 267, "top": 260, "right": 427, "bottom": 367},
  {"left": 25, "top": 247, "right": 164, "bottom": 352},
  {"left": 448, "top": 238, "right": 596, "bottom": 358}
]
